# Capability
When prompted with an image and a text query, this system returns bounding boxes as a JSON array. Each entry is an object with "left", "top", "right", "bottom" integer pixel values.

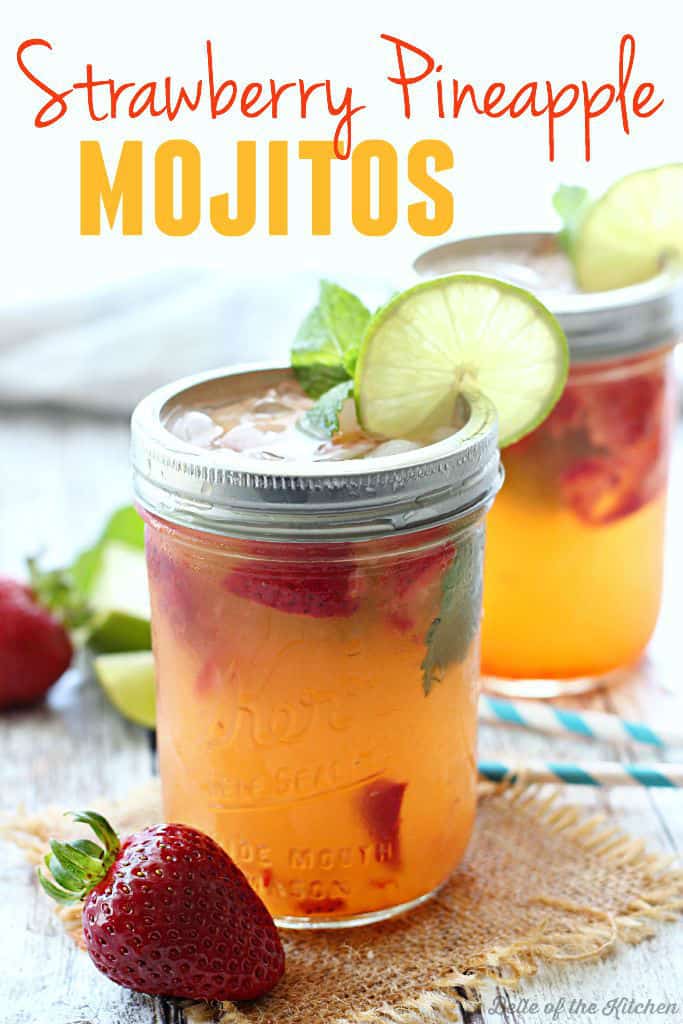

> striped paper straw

[
  {"left": 478, "top": 759, "right": 683, "bottom": 788},
  {"left": 480, "top": 695, "right": 681, "bottom": 749}
]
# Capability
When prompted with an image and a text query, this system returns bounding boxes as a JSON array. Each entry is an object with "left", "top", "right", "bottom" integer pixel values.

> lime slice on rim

[
  {"left": 93, "top": 650, "right": 156, "bottom": 728},
  {"left": 574, "top": 164, "right": 683, "bottom": 292},
  {"left": 354, "top": 274, "right": 568, "bottom": 448}
]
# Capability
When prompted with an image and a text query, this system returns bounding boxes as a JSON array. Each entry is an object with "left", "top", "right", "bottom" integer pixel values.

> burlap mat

[{"left": 3, "top": 780, "right": 682, "bottom": 1024}]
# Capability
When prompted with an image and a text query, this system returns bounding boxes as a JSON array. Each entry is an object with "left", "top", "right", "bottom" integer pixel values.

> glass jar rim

[
  {"left": 131, "top": 363, "right": 501, "bottom": 542},
  {"left": 413, "top": 230, "right": 683, "bottom": 363}
]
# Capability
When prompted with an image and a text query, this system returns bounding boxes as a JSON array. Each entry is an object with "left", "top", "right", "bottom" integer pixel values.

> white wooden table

[{"left": 1, "top": 407, "right": 682, "bottom": 1024}]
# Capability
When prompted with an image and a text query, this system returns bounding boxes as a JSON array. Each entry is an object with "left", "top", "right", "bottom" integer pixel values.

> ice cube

[
  {"left": 221, "top": 424, "right": 281, "bottom": 452},
  {"left": 251, "top": 390, "right": 294, "bottom": 417},
  {"left": 172, "top": 411, "right": 223, "bottom": 447},
  {"left": 371, "top": 439, "right": 422, "bottom": 457}
]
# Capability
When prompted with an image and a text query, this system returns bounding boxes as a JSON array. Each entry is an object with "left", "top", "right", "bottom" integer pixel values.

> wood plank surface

[{"left": 1, "top": 410, "right": 681, "bottom": 1024}]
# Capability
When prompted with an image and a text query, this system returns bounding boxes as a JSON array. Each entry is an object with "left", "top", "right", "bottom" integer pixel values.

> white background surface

[{"left": 2, "top": 8, "right": 683, "bottom": 1021}]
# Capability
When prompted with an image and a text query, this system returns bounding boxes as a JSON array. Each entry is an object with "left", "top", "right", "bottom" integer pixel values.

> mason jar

[
  {"left": 131, "top": 365, "right": 501, "bottom": 928},
  {"left": 415, "top": 232, "right": 682, "bottom": 696}
]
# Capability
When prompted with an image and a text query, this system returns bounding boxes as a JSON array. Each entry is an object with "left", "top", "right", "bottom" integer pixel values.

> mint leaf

[
  {"left": 298, "top": 380, "right": 354, "bottom": 439},
  {"left": 292, "top": 280, "right": 371, "bottom": 398},
  {"left": 553, "top": 185, "right": 591, "bottom": 257},
  {"left": 421, "top": 532, "right": 484, "bottom": 696}
]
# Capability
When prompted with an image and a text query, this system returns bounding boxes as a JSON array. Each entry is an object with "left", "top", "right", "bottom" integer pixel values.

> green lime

[
  {"left": 87, "top": 540, "right": 151, "bottom": 653},
  {"left": 93, "top": 650, "right": 156, "bottom": 728},
  {"left": 575, "top": 164, "right": 683, "bottom": 291},
  {"left": 88, "top": 610, "right": 152, "bottom": 654},
  {"left": 354, "top": 274, "right": 568, "bottom": 447}
]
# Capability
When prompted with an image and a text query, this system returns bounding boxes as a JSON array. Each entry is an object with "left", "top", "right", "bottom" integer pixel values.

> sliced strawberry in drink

[
  {"left": 224, "top": 543, "right": 362, "bottom": 618},
  {"left": 560, "top": 457, "right": 625, "bottom": 524},
  {"left": 560, "top": 435, "right": 668, "bottom": 526},
  {"left": 297, "top": 897, "right": 347, "bottom": 915},
  {"left": 146, "top": 536, "right": 198, "bottom": 631},
  {"left": 582, "top": 372, "right": 664, "bottom": 451},
  {"left": 543, "top": 388, "right": 585, "bottom": 440},
  {"left": 195, "top": 655, "right": 222, "bottom": 695},
  {"left": 383, "top": 543, "right": 455, "bottom": 637},
  {"left": 389, "top": 544, "right": 455, "bottom": 599},
  {"left": 558, "top": 365, "right": 672, "bottom": 525},
  {"left": 358, "top": 778, "right": 407, "bottom": 865}
]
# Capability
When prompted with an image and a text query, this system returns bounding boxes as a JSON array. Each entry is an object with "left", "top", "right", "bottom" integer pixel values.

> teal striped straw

[
  {"left": 478, "top": 759, "right": 682, "bottom": 788},
  {"left": 480, "top": 695, "right": 680, "bottom": 749}
]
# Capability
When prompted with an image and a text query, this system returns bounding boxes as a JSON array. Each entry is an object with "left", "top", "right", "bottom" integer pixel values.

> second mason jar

[
  {"left": 415, "top": 232, "right": 682, "bottom": 696},
  {"left": 131, "top": 365, "right": 500, "bottom": 927}
]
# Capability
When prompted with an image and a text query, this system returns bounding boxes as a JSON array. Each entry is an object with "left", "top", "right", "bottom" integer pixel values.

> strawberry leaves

[
  {"left": 38, "top": 810, "right": 121, "bottom": 905},
  {"left": 26, "top": 557, "right": 92, "bottom": 631}
]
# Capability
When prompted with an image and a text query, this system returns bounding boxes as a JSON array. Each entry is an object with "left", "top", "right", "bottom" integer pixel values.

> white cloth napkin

[{"left": 0, "top": 270, "right": 393, "bottom": 415}]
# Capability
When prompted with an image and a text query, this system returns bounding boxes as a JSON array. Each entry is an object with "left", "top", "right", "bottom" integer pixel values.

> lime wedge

[
  {"left": 355, "top": 274, "right": 568, "bottom": 447},
  {"left": 575, "top": 164, "right": 683, "bottom": 291},
  {"left": 89, "top": 610, "right": 152, "bottom": 655},
  {"left": 93, "top": 650, "right": 156, "bottom": 728},
  {"left": 87, "top": 540, "right": 152, "bottom": 653}
]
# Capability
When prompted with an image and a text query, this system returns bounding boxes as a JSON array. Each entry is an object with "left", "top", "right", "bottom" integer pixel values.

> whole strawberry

[
  {"left": 39, "top": 812, "right": 285, "bottom": 1001},
  {"left": 0, "top": 577, "right": 73, "bottom": 709}
]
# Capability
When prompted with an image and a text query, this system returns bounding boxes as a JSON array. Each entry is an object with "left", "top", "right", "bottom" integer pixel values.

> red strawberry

[
  {"left": 145, "top": 535, "right": 199, "bottom": 632},
  {"left": 382, "top": 543, "right": 455, "bottom": 637},
  {"left": 582, "top": 372, "right": 664, "bottom": 452},
  {"left": 538, "top": 362, "right": 673, "bottom": 525},
  {"left": 358, "top": 778, "right": 407, "bottom": 864},
  {"left": 559, "top": 457, "right": 626, "bottom": 524},
  {"left": 560, "top": 440, "right": 668, "bottom": 526},
  {"left": 224, "top": 543, "right": 362, "bottom": 618},
  {"left": 297, "top": 897, "right": 347, "bottom": 916},
  {"left": 543, "top": 388, "right": 585, "bottom": 440},
  {"left": 39, "top": 811, "right": 285, "bottom": 1002},
  {"left": 0, "top": 577, "right": 73, "bottom": 709}
]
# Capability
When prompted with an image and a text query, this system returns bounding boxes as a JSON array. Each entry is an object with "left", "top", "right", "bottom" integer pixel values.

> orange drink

[
  {"left": 132, "top": 365, "right": 500, "bottom": 926},
  {"left": 482, "top": 349, "right": 676, "bottom": 690},
  {"left": 414, "top": 231, "right": 681, "bottom": 695}
]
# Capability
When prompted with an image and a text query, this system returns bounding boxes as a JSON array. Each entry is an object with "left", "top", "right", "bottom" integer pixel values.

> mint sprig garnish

[
  {"left": 553, "top": 184, "right": 591, "bottom": 258},
  {"left": 298, "top": 380, "right": 354, "bottom": 439},
  {"left": 292, "top": 280, "right": 370, "bottom": 399},
  {"left": 421, "top": 533, "right": 483, "bottom": 696}
]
